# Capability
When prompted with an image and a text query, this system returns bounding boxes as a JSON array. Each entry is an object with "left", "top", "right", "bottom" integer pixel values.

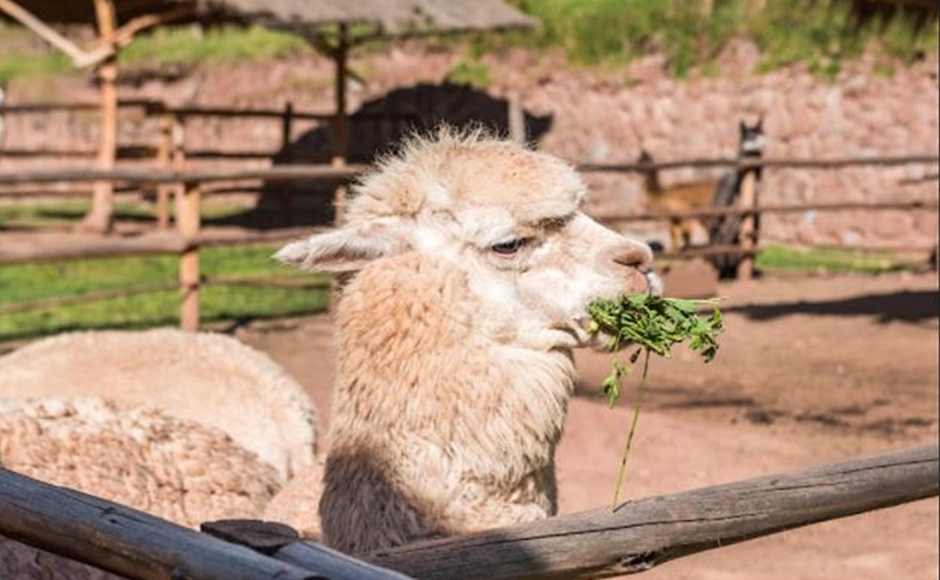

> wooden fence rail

[
  {"left": 2, "top": 445, "right": 934, "bottom": 580},
  {"left": 367, "top": 444, "right": 939, "bottom": 580},
  {"left": 578, "top": 153, "right": 939, "bottom": 172},
  {"left": 1, "top": 152, "right": 936, "bottom": 331},
  {"left": 0, "top": 467, "right": 412, "bottom": 580}
]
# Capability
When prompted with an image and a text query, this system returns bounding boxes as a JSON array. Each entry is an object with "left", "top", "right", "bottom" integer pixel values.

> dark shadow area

[
  {"left": 214, "top": 82, "right": 553, "bottom": 229},
  {"left": 727, "top": 289, "right": 939, "bottom": 324}
]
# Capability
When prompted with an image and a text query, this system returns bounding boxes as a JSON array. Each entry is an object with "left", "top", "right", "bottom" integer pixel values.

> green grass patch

[
  {"left": 499, "top": 0, "right": 937, "bottom": 77},
  {"left": 0, "top": 244, "right": 329, "bottom": 343},
  {"left": 755, "top": 244, "right": 917, "bottom": 274},
  {"left": 0, "top": 198, "right": 253, "bottom": 229},
  {"left": 0, "top": 24, "right": 307, "bottom": 83},
  {"left": 120, "top": 25, "right": 306, "bottom": 68},
  {"left": 0, "top": 23, "right": 76, "bottom": 83},
  {"left": 446, "top": 59, "right": 492, "bottom": 89}
]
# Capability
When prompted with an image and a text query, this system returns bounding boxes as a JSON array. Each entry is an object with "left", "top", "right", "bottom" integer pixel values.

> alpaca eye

[{"left": 491, "top": 238, "right": 527, "bottom": 255}]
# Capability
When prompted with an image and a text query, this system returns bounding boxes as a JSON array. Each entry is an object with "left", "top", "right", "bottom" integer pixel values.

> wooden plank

[
  {"left": 508, "top": 91, "right": 525, "bottom": 144},
  {"left": 578, "top": 154, "right": 939, "bottom": 173},
  {"left": 177, "top": 180, "right": 201, "bottom": 332},
  {"left": 602, "top": 199, "right": 939, "bottom": 222},
  {"left": 0, "top": 468, "right": 323, "bottom": 580},
  {"left": 736, "top": 170, "right": 758, "bottom": 280},
  {"left": 0, "top": 0, "right": 109, "bottom": 67},
  {"left": 331, "top": 24, "right": 350, "bottom": 225},
  {"left": 203, "top": 275, "right": 332, "bottom": 289},
  {"left": 155, "top": 114, "right": 173, "bottom": 229},
  {"left": 366, "top": 445, "right": 938, "bottom": 580},
  {"left": 79, "top": 0, "right": 119, "bottom": 234},
  {"left": 0, "top": 144, "right": 159, "bottom": 159},
  {"left": 0, "top": 236, "right": 189, "bottom": 264},
  {"left": 0, "top": 165, "right": 367, "bottom": 186},
  {"left": 0, "top": 99, "right": 158, "bottom": 113}
]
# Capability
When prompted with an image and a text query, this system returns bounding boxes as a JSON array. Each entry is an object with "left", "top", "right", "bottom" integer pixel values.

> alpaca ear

[{"left": 274, "top": 220, "right": 409, "bottom": 273}]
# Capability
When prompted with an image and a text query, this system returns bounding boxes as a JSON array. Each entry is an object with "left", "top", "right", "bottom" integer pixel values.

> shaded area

[
  {"left": 216, "top": 82, "right": 553, "bottom": 228},
  {"left": 727, "top": 289, "right": 939, "bottom": 324}
]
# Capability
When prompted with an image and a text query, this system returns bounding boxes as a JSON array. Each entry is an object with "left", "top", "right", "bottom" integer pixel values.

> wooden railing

[
  {"left": 1, "top": 156, "right": 937, "bottom": 331},
  {"left": 2, "top": 444, "right": 936, "bottom": 580}
]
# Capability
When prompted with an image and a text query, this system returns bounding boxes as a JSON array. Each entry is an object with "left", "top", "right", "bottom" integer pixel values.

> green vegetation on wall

[
  {"left": 502, "top": 0, "right": 938, "bottom": 77},
  {"left": 1, "top": 2, "right": 936, "bottom": 83},
  {"left": 0, "top": 24, "right": 306, "bottom": 83}
]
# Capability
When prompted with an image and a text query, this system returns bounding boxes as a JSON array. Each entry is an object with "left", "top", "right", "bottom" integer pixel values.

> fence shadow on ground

[
  {"left": 212, "top": 82, "right": 554, "bottom": 229},
  {"left": 727, "top": 289, "right": 939, "bottom": 324}
]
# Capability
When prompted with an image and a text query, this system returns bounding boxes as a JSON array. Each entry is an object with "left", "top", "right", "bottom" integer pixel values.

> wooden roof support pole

[
  {"left": 331, "top": 24, "right": 351, "bottom": 225},
  {"left": 78, "top": 0, "right": 118, "bottom": 234},
  {"left": 0, "top": 0, "right": 104, "bottom": 67}
]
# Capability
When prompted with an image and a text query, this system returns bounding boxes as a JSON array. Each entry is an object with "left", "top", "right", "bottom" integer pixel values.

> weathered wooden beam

[
  {"left": 0, "top": 165, "right": 366, "bottom": 186},
  {"left": 0, "top": 0, "right": 110, "bottom": 67},
  {"left": 602, "top": 199, "right": 940, "bottom": 222},
  {"left": 578, "top": 154, "right": 939, "bottom": 173},
  {"left": 366, "top": 445, "right": 938, "bottom": 580},
  {"left": 0, "top": 235, "right": 190, "bottom": 264},
  {"left": 0, "top": 468, "right": 323, "bottom": 580}
]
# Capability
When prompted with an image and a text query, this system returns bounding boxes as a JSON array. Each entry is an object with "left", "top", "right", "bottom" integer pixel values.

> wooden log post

[
  {"left": 735, "top": 169, "right": 758, "bottom": 280},
  {"left": 507, "top": 91, "right": 525, "bottom": 144},
  {"left": 177, "top": 180, "right": 201, "bottom": 332},
  {"left": 331, "top": 25, "right": 350, "bottom": 225},
  {"left": 155, "top": 113, "right": 173, "bottom": 229},
  {"left": 78, "top": 0, "right": 119, "bottom": 234},
  {"left": 281, "top": 101, "right": 294, "bottom": 151}
]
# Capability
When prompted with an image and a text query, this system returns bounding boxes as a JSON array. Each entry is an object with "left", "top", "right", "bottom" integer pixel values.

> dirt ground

[{"left": 235, "top": 270, "right": 939, "bottom": 580}]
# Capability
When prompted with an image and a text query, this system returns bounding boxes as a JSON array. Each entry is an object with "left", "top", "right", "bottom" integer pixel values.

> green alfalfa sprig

[{"left": 587, "top": 293, "right": 724, "bottom": 509}]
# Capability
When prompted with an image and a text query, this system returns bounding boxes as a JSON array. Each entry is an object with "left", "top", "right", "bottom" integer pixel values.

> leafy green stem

[{"left": 612, "top": 347, "right": 651, "bottom": 510}]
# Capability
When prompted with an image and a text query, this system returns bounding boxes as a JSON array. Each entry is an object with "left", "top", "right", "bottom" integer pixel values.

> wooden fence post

[
  {"left": 155, "top": 113, "right": 172, "bottom": 229},
  {"left": 736, "top": 169, "right": 758, "bottom": 280},
  {"left": 331, "top": 25, "right": 350, "bottom": 225},
  {"left": 281, "top": 101, "right": 294, "bottom": 151},
  {"left": 177, "top": 180, "right": 201, "bottom": 332},
  {"left": 508, "top": 91, "right": 525, "bottom": 144}
]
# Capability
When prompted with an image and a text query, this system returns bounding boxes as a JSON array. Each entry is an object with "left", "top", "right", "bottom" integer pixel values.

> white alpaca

[
  {"left": 0, "top": 330, "right": 321, "bottom": 578},
  {"left": 276, "top": 128, "right": 658, "bottom": 554},
  {"left": 0, "top": 329, "right": 318, "bottom": 479}
]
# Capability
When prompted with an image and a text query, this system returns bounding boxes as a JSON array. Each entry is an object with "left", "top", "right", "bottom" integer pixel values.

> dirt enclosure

[{"left": 235, "top": 270, "right": 939, "bottom": 580}]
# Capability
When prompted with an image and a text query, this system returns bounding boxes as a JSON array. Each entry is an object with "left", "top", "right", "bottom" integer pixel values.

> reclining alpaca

[{"left": 277, "top": 128, "right": 659, "bottom": 554}]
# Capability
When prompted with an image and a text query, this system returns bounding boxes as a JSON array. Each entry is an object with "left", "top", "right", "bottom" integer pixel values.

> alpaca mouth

[{"left": 644, "top": 270, "right": 663, "bottom": 297}]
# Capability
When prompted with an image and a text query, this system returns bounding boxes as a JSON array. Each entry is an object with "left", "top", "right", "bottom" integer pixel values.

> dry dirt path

[{"left": 237, "top": 271, "right": 938, "bottom": 580}]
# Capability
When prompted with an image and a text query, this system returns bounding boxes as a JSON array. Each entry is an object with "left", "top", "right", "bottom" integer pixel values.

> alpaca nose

[{"left": 613, "top": 241, "right": 654, "bottom": 271}]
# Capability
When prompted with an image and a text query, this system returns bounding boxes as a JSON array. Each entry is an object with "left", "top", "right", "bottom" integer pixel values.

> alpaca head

[{"left": 277, "top": 128, "right": 657, "bottom": 350}]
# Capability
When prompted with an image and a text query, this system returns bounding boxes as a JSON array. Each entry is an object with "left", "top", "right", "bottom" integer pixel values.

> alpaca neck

[{"left": 332, "top": 252, "right": 575, "bottom": 445}]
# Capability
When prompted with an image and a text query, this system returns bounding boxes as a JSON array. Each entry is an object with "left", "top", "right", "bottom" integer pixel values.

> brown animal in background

[
  {"left": 640, "top": 148, "right": 717, "bottom": 251},
  {"left": 641, "top": 119, "right": 766, "bottom": 251}
]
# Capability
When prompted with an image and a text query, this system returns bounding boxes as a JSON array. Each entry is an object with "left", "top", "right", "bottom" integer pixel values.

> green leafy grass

[
  {"left": 446, "top": 59, "right": 492, "bottom": 89},
  {"left": 120, "top": 25, "right": 306, "bottom": 68},
  {"left": 0, "top": 198, "right": 252, "bottom": 229},
  {"left": 499, "top": 0, "right": 937, "bottom": 77},
  {"left": 0, "top": 244, "right": 329, "bottom": 343},
  {"left": 755, "top": 244, "right": 917, "bottom": 274},
  {"left": 0, "top": 24, "right": 306, "bottom": 83},
  {"left": 587, "top": 293, "right": 723, "bottom": 507}
]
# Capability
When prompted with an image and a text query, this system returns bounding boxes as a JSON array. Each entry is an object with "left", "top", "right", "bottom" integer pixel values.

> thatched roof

[{"left": 8, "top": 0, "right": 536, "bottom": 37}]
